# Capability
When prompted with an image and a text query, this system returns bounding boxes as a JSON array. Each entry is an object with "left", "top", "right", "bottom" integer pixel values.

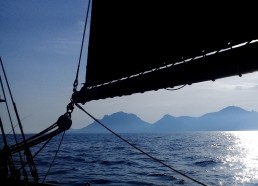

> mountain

[
  {"left": 151, "top": 115, "right": 197, "bottom": 132},
  {"left": 72, "top": 111, "right": 151, "bottom": 133},
  {"left": 70, "top": 106, "right": 258, "bottom": 133},
  {"left": 197, "top": 106, "right": 258, "bottom": 131}
]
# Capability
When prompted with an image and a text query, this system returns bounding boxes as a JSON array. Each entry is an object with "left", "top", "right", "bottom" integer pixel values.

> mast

[
  {"left": 0, "top": 56, "right": 73, "bottom": 183},
  {"left": 0, "top": 57, "right": 38, "bottom": 182}
]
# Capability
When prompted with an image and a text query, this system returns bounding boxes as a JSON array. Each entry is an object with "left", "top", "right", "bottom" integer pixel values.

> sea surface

[{"left": 3, "top": 131, "right": 258, "bottom": 186}]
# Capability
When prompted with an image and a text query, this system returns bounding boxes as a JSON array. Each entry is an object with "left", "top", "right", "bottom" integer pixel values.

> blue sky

[{"left": 1, "top": 0, "right": 258, "bottom": 133}]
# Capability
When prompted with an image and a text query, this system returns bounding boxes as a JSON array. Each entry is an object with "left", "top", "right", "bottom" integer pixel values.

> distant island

[{"left": 69, "top": 106, "right": 258, "bottom": 133}]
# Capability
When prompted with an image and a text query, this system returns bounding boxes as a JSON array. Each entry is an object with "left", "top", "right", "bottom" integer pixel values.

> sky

[{"left": 1, "top": 0, "right": 258, "bottom": 133}]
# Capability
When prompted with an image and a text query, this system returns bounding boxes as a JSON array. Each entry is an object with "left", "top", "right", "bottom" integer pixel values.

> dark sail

[{"left": 73, "top": 1, "right": 258, "bottom": 103}]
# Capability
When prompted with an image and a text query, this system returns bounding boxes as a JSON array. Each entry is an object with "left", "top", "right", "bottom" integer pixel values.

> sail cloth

[{"left": 73, "top": 1, "right": 258, "bottom": 103}]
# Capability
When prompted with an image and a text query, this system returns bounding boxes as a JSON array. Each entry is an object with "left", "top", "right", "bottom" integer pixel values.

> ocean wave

[{"left": 194, "top": 159, "right": 221, "bottom": 167}]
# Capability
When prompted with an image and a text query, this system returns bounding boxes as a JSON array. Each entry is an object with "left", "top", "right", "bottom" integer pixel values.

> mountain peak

[
  {"left": 219, "top": 106, "right": 247, "bottom": 113},
  {"left": 103, "top": 111, "right": 139, "bottom": 119},
  {"left": 163, "top": 114, "right": 174, "bottom": 118}
]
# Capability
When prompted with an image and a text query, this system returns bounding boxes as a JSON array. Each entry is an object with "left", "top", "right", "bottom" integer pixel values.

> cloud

[
  {"left": 35, "top": 37, "right": 81, "bottom": 55},
  {"left": 207, "top": 72, "right": 258, "bottom": 91}
]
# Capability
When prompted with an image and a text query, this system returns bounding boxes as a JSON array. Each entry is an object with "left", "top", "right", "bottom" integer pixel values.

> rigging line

[
  {"left": 0, "top": 58, "right": 26, "bottom": 140},
  {"left": 1, "top": 58, "right": 39, "bottom": 181},
  {"left": 9, "top": 122, "right": 57, "bottom": 152},
  {"left": 75, "top": 103, "right": 208, "bottom": 186},
  {"left": 165, "top": 84, "right": 187, "bottom": 91},
  {"left": 19, "top": 137, "right": 53, "bottom": 171},
  {"left": 0, "top": 58, "right": 28, "bottom": 180},
  {"left": 8, "top": 115, "right": 33, "bottom": 134},
  {"left": 0, "top": 61, "right": 19, "bottom": 143},
  {"left": 42, "top": 131, "right": 65, "bottom": 184},
  {"left": 10, "top": 129, "right": 61, "bottom": 155},
  {"left": 0, "top": 118, "right": 17, "bottom": 179},
  {"left": 0, "top": 117, "right": 8, "bottom": 146},
  {"left": 18, "top": 122, "right": 57, "bottom": 145},
  {"left": 73, "top": 0, "right": 92, "bottom": 90}
]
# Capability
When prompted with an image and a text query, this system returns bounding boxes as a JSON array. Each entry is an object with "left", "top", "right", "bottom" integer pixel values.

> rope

[
  {"left": 42, "top": 131, "right": 65, "bottom": 183},
  {"left": 8, "top": 115, "right": 33, "bottom": 134},
  {"left": 9, "top": 122, "right": 58, "bottom": 153},
  {"left": 166, "top": 84, "right": 187, "bottom": 91},
  {"left": 73, "top": 0, "right": 92, "bottom": 91},
  {"left": 41, "top": 0, "right": 91, "bottom": 183},
  {"left": 0, "top": 57, "right": 26, "bottom": 140},
  {"left": 75, "top": 103, "right": 208, "bottom": 186},
  {"left": 19, "top": 137, "right": 53, "bottom": 171},
  {"left": 0, "top": 57, "right": 28, "bottom": 180}
]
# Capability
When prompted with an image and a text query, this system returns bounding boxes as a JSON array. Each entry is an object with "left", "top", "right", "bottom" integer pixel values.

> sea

[{"left": 3, "top": 131, "right": 258, "bottom": 186}]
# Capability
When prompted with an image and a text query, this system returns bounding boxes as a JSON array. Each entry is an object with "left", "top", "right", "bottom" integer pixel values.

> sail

[{"left": 73, "top": 1, "right": 258, "bottom": 103}]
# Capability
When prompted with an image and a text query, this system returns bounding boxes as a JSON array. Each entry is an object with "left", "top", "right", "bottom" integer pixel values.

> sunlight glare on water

[
  {"left": 3, "top": 132, "right": 258, "bottom": 185},
  {"left": 229, "top": 131, "right": 258, "bottom": 184}
]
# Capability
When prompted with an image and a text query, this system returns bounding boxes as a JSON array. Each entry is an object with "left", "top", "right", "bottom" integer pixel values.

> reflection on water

[
  {"left": 1, "top": 132, "right": 258, "bottom": 185},
  {"left": 224, "top": 131, "right": 258, "bottom": 184}
]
